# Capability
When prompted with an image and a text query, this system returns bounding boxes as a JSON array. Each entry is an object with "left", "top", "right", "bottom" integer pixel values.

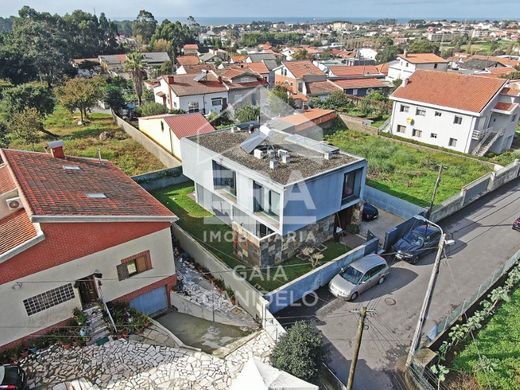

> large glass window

[
  {"left": 253, "top": 181, "right": 280, "bottom": 217},
  {"left": 342, "top": 172, "right": 356, "bottom": 202},
  {"left": 213, "top": 161, "right": 236, "bottom": 196}
]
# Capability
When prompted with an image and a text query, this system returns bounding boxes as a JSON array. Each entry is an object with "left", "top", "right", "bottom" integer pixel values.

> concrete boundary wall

[
  {"left": 132, "top": 167, "right": 189, "bottom": 191},
  {"left": 364, "top": 186, "right": 426, "bottom": 219},
  {"left": 171, "top": 224, "right": 286, "bottom": 342},
  {"left": 112, "top": 111, "right": 181, "bottom": 168},
  {"left": 265, "top": 238, "right": 379, "bottom": 314},
  {"left": 339, "top": 114, "right": 378, "bottom": 135},
  {"left": 430, "top": 160, "right": 520, "bottom": 222}
]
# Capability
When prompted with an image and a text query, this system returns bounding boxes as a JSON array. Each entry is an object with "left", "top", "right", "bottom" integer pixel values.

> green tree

[
  {"left": 125, "top": 52, "right": 146, "bottom": 105},
  {"left": 376, "top": 45, "right": 400, "bottom": 64},
  {"left": 293, "top": 49, "right": 309, "bottom": 60},
  {"left": 133, "top": 10, "right": 157, "bottom": 44},
  {"left": 56, "top": 77, "right": 105, "bottom": 122},
  {"left": 151, "top": 19, "right": 197, "bottom": 55},
  {"left": 2, "top": 82, "right": 55, "bottom": 117},
  {"left": 267, "top": 85, "right": 294, "bottom": 117},
  {"left": 0, "top": 122, "right": 9, "bottom": 148},
  {"left": 104, "top": 85, "right": 126, "bottom": 114},
  {"left": 137, "top": 102, "right": 166, "bottom": 117},
  {"left": 271, "top": 321, "right": 327, "bottom": 383},
  {"left": 9, "top": 107, "right": 43, "bottom": 149},
  {"left": 0, "top": 34, "right": 36, "bottom": 84},
  {"left": 310, "top": 90, "right": 353, "bottom": 112},
  {"left": 234, "top": 105, "right": 260, "bottom": 123},
  {"left": 407, "top": 39, "right": 440, "bottom": 54}
]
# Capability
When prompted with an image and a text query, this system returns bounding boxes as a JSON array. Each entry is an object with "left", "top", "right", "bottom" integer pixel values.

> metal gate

[{"left": 129, "top": 286, "right": 168, "bottom": 316}]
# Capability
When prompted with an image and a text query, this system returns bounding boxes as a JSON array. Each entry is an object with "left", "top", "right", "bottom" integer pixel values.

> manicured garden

[
  {"left": 9, "top": 105, "right": 164, "bottom": 176},
  {"left": 326, "top": 128, "right": 491, "bottom": 207},
  {"left": 153, "top": 181, "right": 350, "bottom": 291}
]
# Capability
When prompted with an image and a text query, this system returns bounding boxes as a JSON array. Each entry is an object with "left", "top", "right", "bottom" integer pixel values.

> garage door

[{"left": 129, "top": 286, "right": 168, "bottom": 316}]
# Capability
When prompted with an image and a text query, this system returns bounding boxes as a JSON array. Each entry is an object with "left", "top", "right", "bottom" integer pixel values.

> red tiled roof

[
  {"left": 329, "top": 65, "right": 382, "bottom": 78},
  {"left": 391, "top": 70, "right": 507, "bottom": 113},
  {"left": 398, "top": 53, "right": 448, "bottom": 64},
  {"left": 167, "top": 73, "right": 228, "bottom": 96},
  {"left": 0, "top": 149, "right": 175, "bottom": 218},
  {"left": 376, "top": 62, "right": 391, "bottom": 76},
  {"left": 283, "top": 61, "right": 325, "bottom": 79},
  {"left": 306, "top": 80, "right": 342, "bottom": 95},
  {"left": 0, "top": 210, "right": 37, "bottom": 256},
  {"left": 246, "top": 62, "right": 269, "bottom": 74},
  {"left": 178, "top": 63, "right": 216, "bottom": 74},
  {"left": 163, "top": 113, "right": 215, "bottom": 139},
  {"left": 494, "top": 102, "right": 517, "bottom": 112},
  {"left": 0, "top": 164, "right": 16, "bottom": 194},
  {"left": 231, "top": 55, "right": 247, "bottom": 62},
  {"left": 280, "top": 109, "right": 337, "bottom": 126},
  {"left": 176, "top": 55, "right": 200, "bottom": 66},
  {"left": 333, "top": 78, "right": 389, "bottom": 90},
  {"left": 331, "top": 49, "right": 355, "bottom": 58},
  {"left": 183, "top": 44, "right": 199, "bottom": 50}
]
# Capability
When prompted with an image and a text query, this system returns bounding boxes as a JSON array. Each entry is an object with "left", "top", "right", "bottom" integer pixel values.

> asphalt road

[{"left": 276, "top": 178, "right": 520, "bottom": 390}]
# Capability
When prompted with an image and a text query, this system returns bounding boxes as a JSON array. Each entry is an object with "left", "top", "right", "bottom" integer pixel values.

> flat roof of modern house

[{"left": 187, "top": 128, "right": 362, "bottom": 185}]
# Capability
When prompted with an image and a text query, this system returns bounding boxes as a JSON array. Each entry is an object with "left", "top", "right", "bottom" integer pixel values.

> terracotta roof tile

[
  {"left": 176, "top": 55, "right": 200, "bottom": 66},
  {"left": 391, "top": 70, "right": 506, "bottom": 113},
  {"left": 494, "top": 102, "right": 518, "bottom": 112},
  {"left": 333, "top": 78, "right": 389, "bottom": 90},
  {"left": 177, "top": 63, "right": 216, "bottom": 74},
  {"left": 0, "top": 149, "right": 174, "bottom": 218},
  {"left": 163, "top": 113, "right": 215, "bottom": 139},
  {"left": 280, "top": 109, "right": 337, "bottom": 126},
  {"left": 0, "top": 210, "right": 37, "bottom": 255},
  {"left": 245, "top": 62, "right": 269, "bottom": 74},
  {"left": 283, "top": 61, "right": 325, "bottom": 79},
  {"left": 305, "top": 80, "right": 342, "bottom": 95},
  {"left": 0, "top": 164, "right": 16, "bottom": 194},
  {"left": 329, "top": 65, "right": 382, "bottom": 78},
  {"left": 168, "top": 73, "right": 228, "bottom": 96},
  {"left": 398, "top": 53, "right": 448, "bottom": 64}
]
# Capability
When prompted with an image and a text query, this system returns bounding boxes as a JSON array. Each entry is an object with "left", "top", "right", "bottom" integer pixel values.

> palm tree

[{"left": 125, "top": 52, "right": 146, "bottom": 106}]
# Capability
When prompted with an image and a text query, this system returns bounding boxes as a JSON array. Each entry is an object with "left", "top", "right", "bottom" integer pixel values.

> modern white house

[
  {"left": 387, "top": 52, "right": 449, "bottom": 82},
  {"left": 180, "top": 126, "right": 367, "bottom": 266},
  {"left": 388, "top": 70, "right": 520, "bottom": 156},
  {"left": 0, "top": 145, "right": 177, "bottom": 350}
]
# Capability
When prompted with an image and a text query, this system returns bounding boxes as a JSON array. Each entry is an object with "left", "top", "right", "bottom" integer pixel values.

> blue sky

[{"left": 1, "top": 0, "right": 519, "bottom": 19}]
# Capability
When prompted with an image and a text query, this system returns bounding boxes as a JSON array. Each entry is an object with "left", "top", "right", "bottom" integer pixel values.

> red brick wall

[{"left": 0, "top": 222, "right": 171, "bottom": 284}]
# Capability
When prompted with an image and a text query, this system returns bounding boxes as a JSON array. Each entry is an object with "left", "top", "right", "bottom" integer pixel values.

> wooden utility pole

[
  {"left": 347, "top": 306, "right": 368, "bottom": 390},
  {"left": 427, "top": 165, "right": 443, "bottom": 219}
]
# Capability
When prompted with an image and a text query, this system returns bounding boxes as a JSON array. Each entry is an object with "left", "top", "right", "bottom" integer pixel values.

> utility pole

[
  {"left": 347, "top": 306, "right": 368, "bottom": 390},
  {"left": 427, "top": 165, "right": 443, "bottom": 219},
  {"left": 406, "top": 219, "right": 448, "bottom": 368}
]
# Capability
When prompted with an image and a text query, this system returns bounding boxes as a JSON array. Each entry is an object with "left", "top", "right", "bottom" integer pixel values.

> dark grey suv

[{"left": 393, "top": 224, "right": 441, "bottom": 264}]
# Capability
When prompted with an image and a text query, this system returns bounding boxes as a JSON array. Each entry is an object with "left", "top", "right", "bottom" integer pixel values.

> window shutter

[
  {"left": 117, "top": 263, "right": 129, "bottom": 281},
  {"left": 136, "top": 255, "right": 148, "bottom": 272}
]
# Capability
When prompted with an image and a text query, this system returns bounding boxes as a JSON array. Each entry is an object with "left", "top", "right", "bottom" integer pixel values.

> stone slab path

[{"left": 22, "top": 331, "right": 274, "bottom": 390}]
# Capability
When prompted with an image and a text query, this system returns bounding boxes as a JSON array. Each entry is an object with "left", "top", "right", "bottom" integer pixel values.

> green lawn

[
  {"left": 153, "top": 182, "right": 350, "bottom": 291},
  {"left": 9, "top": 106, "right": 164, "bottom": 176},
  {"left": 450, "top": 288, "right": 520, "bottom": 390},
  {"left": 326, "top": 128, "right": 491, "bottom": 207}
]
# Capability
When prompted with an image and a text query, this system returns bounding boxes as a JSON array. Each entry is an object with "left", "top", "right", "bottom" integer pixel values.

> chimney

[
  {"left": 403, "top": 78, "right": 409, "bottom": 87},
  {"left": 167, "top": 75, "right": 175, "bottom": 84},
  {"left": 403, "top": 49, "right": 408, "bottom": 58},
  {"left": 48, "top": 140, "right": 65, "bottom": 159}
]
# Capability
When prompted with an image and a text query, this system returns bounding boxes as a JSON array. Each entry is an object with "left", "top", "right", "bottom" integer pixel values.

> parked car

[
  {"left": 512, "top": 217, "right": 520, "bottom": 231},
  {"left": 362, "top": 202, "right": 379, "bottom": 221},
  {"left": 0, "top": 365, "right": 27, "bottom": 390},
  {"left": 329, "top": 254, "right": 390, "bottom": 300},
  {"left": 393, "top": 224, "right": 441, "bottom": 264}
]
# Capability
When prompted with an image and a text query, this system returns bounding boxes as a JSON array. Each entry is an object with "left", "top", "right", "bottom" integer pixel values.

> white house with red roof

[
  {"left": 387, "top": 52, "right": 449, "bottom": 82},
  {"left": 0, "top": 144, "right": 177, "bottom": 350},
  {"left": 138, "top": 112, "right": 215, "bottom": 160},
  {"left": 389, "top": 70, "right": 520, "bottom": 155}
]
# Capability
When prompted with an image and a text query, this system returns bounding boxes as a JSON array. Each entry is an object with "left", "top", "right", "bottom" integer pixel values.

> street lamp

[{"left": 405, "top": 215, "right": 453, "bottom": 368}]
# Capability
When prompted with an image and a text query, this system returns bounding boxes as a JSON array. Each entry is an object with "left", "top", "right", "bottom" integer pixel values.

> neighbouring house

[
  {"left": 153, "top": 70, "right": 265, "bottom": 114},
  {"left": 454, "top": 55, "right": 520, "bottom": 73},
  {"left": 138, "top": 113, "right": 215, "bottom": 160},
  {"left": 72, "top": 58, "right": 101, "bottom": 77},
  {"left": 328, "top": 65, "right": 385, "bottom": 79},
  {"left": 387, "top": 52, "right": 449, "bottom": 82},
  {"left": 274, "top": 61, "right": 328, "bottom": 106},
  {"left": 0, "top": 144, "right": 177, "bottom": 350},
  {"left": 180, "top": 126, "right": 367, "bottom": 266},
  {"left": 389, "top": 70, "right": 520, "bottom": 155},
  {"left": 176, "top": 63, "right": 217, "bottom": 75},
  {"left": 98, "top": 52, "right": 171, "bottom": 78},
  {"left": 332, "top": 78, "right": 392, "bottom": 97},
  {"left": 304, "top": 79, "right": 342, "bottom": 100},
  {"left": 271, "top": 108, "right": 338, "bottom": 138},
  {"left": 176, "top": 55, "right": 201, "bottom": 67},
  {"left": 182, "top": 44, "right": 199, "bottom": 56}
]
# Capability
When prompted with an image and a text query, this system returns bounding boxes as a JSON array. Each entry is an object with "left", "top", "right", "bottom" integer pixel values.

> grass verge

[
  {"left": 326, "top": 128, "right": 491, "bottom": 207},
  {"left": 9, "top": 106, "right": 164, "bottom": 176},
  {"left": 153, "top": 181, "right": 350, "bottom": 291}
]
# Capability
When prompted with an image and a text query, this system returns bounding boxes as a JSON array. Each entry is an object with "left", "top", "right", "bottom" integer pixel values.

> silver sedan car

[{"left": 329, "top": 254, "right": 390, "bottom": 300}]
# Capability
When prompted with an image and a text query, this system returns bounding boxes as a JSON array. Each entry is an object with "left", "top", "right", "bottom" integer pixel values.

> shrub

[
  {"left": 271, "top": 321, "right": 327, "bottom": 382},
  {"left": 137, "top": 102, "right": 167, "bottom": 117}
]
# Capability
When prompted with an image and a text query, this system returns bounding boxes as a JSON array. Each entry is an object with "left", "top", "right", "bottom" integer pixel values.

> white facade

[
  {"left": 389, "top": 94, "right": 519, "bottom": 154},
  {"left": 387, "top": 58, "right": 449, "bottom": 82},
  {"left": 138, "top": 117, "right": 183, "bottom": 159},
  {"left": 0, "top": 227, "right": 174, "bottom": 347}
]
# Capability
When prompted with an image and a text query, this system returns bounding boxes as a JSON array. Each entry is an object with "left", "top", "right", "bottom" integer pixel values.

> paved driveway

[{"left": 277, "top": 178, "right": 520, "bottom": 390}]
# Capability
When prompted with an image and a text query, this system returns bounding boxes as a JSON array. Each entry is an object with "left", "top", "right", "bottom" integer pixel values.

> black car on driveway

[
  {"left": 0, "top": 365, "right": 27, "bottom": 390},
  {"left": 362, "top": 202, "right": 379, "bottom": 221},
  {"left": 393, "top": 224, "right": 441, "bottom": 264}
]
